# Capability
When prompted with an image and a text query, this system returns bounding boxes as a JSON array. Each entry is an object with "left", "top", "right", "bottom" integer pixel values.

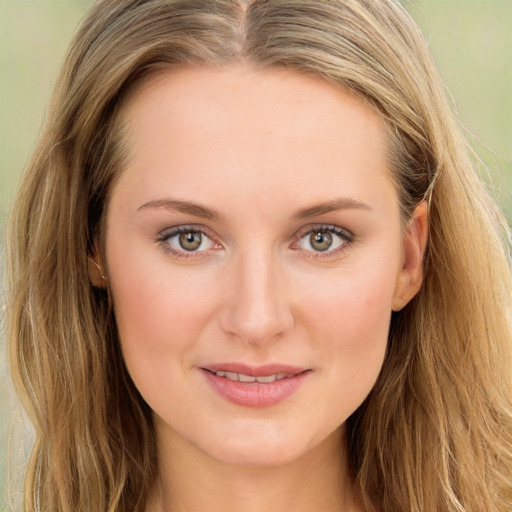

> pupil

[
  {"left": 179, "top": 231, "right": 202, "bottom": 251},
  {"left": 310, "top": 231, "right": 332, "bottom": 251}
]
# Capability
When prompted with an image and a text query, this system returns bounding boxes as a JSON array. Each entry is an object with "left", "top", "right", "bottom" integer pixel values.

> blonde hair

[{"left": 6, "top": 1, "right": 512, "bottom": 511}]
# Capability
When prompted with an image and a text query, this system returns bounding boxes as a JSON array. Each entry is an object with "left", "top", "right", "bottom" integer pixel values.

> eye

[
  {"left": 309, "top": 230, "right": 334, "bottom": 252},
  {"left": 178, "top": 231, "right": 203, "bottom": 251},
  {"left": 157, "top": 226, "right": 220, "bottom": 257},
  {"left": 294, "top": 225, "right": 353, "bottom": 256}
]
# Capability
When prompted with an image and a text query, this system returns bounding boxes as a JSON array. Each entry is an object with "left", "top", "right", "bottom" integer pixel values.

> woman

[{"left": 6, "top": 1, "right": 512, "bottom": 511}]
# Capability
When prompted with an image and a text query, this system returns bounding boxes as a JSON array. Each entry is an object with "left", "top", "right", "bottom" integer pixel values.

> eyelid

[
  {"left": 291, "top": 224, "right": 355, "bottom": 258},
  {"left": 155, "top": 223, "right": 355, "bottom": 260},
  {"left": 156, "top": 224, "right": 222, "bottom": 258}
]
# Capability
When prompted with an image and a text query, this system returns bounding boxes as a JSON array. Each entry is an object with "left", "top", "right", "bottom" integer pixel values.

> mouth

[
  {"left": 200, "top": 363, "right": 311, "bottom": 408},
  {"left": 203, "top": 369, "right": 300, "bottom": 384}
]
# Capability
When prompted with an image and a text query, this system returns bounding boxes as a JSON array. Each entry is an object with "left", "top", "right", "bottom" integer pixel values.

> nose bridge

[{"left": 220, "top": 244, "right": 293, "bottom": 344}]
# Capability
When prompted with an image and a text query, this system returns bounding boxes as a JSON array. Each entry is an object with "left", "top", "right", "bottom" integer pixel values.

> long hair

[{"left": 6, "top": 1, "right": 512, "bottom": 510}]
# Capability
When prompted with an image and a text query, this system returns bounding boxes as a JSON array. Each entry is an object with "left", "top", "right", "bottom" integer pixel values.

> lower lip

[{"left": 201, "top": 369, "right": 310, "bottom": 408}]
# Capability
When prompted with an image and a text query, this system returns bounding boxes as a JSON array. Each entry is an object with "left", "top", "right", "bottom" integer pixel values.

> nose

[{"left": 219, "top": 249, "right": 294, "bottom": 345}]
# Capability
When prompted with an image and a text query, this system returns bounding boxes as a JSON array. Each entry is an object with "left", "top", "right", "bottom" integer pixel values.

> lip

[
  {"left": 200, "top": 363, "right": 311, "bottom": 408},
  {"left": 202, "top": 362, "right": 307, "bottom": 377}
]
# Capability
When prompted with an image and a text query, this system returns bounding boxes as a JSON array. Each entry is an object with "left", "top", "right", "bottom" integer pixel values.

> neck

[{"left": 145, "top": 425, "right": 362, "bottom": 512}]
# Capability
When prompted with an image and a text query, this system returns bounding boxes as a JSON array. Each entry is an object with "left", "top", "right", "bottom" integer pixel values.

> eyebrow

[
  {"left": 137, "top": 199, "right": 222, "bottom": 220},
  {"left": 137, "top": 196, "right": 372, "bottom": 221},
  {"left": 293, "top": 197, "right": 373, "bottom": 219}
]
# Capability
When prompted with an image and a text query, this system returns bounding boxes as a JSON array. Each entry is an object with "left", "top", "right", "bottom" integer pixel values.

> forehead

[
  {"left": 114, "top": 65, "right": 396, "bottom": 218},
  {"left": 122, "top": 64, "right": 387, "bottom": 150}
]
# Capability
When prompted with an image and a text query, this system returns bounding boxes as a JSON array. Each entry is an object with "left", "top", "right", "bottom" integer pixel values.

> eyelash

[
  {"left": 156, "top": 224, "right": 354, "bottom": 259},
  {"left": 156, "top": 225, "right": 219, "bottom": 259},
  {"left": 291, "top": 224, "right": 354, "bottom": 260}
]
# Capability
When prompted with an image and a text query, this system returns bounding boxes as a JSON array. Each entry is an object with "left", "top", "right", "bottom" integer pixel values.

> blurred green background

[{"left": 1, "top": 1, "right": 511, "bottom": 509}]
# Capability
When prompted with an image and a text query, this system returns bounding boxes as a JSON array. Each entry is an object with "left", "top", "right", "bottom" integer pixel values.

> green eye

[
  {"left": 158, "top": 226, "right": 219, "bottom": 256},
  {"left": 295, "top": 225, "right": 353, "bottom": 256},
  {"left": 179, "top": 231, "right": 202, "bottom": 251},
  {"left": 309, "top": 231, "right": 333, "bottom": 251}
]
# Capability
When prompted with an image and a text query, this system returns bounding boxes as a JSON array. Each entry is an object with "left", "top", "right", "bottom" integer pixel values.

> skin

[{"left": 91, "top": 65, "right": 428, "bottom": 511}]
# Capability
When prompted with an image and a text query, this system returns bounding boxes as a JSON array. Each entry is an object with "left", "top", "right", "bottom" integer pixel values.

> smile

[
  {"left": 207, "top": 370, "right": 297, "bottom": 383},
  {"left": 201, "top": 365, "right": 311, "bottom": 408}
]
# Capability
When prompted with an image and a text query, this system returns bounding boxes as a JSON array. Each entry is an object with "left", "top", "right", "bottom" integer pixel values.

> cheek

[
  {"left": 106, "top": 243, "right": 217, "bottom": 386},
  {"left": 296, "top": 257, "right": 397, "bottom": 405},
  {"left": 301, "top": 259, "right": 395, "bottom": 345}
]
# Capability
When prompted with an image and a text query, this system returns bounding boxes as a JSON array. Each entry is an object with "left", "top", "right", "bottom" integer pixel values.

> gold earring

[{"left": 88, "top": 257, "right": 107, "bottom": 281}]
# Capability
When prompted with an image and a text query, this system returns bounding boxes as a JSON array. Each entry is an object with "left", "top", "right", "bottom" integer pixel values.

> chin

[
  {"left": 209, "top": 442, "right": 305, "bottom": 468},
  {"left": 195, "top": 421, "right": 325, "bottom": 468}
]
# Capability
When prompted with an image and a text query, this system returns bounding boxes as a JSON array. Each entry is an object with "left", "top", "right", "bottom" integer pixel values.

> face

[{"left": 100, "top": 65, "right": 425, "bottom": 468}]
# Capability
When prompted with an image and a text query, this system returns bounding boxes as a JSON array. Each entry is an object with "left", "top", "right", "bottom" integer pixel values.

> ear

[
  {"left": 88, "top": 242, "right": 108, "bottom": 288},
  {"left": 392, "top": 201, "right": 428, "bottom": 311}
]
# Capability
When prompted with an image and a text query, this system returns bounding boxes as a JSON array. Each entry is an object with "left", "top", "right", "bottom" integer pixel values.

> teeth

[
  {"left": 255, "top": 374, "right": 276, "bottom": 383},
  {"left": 212, "top": 371, "right": 295, "bottom": 383},
  {"left": 239, "top": 374, "right": 257, "bottom": 383}
]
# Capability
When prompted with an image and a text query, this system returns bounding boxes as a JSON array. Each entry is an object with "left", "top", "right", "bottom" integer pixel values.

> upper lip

[{"left": 201, "top": 363, "right": 309, "bottom": 377}]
